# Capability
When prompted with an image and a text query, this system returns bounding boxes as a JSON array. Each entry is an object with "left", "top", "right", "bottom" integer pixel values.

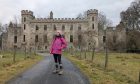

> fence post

[
  {"left": 139, "top": 71, "right": 140, "bottom": 83},
  {"left": 80, "top": 48, "right": 82, "bottom": 59},
  {"left": 13, "top": 45, "right": 17, "bottom": 63},
  {"left": 84, "top": 49, "right": 87, "bottom": 59},
  {"left": 104, "top": 28, "right": 108, "bottom": 69},
  {"left": 24, "top": 46, "right": 27, "bottom": 60},
  {"left": 92, "top": 48, "right": 95, "bottom": 61}
]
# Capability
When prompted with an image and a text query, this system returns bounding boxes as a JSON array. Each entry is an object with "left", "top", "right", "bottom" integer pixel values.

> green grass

[
  {"left": 0, "top": 51, "right": 43, "bottom": 84},
  {"left": 64, "top": 52, "right": 140, "bottom": 84}
]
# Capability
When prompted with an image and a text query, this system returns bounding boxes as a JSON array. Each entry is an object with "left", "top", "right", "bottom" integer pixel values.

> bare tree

[
  {"left": 120, "top": 0, "right": 140, "bottom": 52},
  {"left": 0, "top": 23, "right": 8, "bottom": 34},
  {"left": 121, "top": 0, "right": 140, "bottom": 30},
  {"left": 98, "top": 12, "right": 113, "bottom": 30},
  {"left": 76, "top": 11, "right": 87, "bottom": 18},
  {"left": 76, "top": 13, "right": 83, "bottom": 19},
  {"left": 73, "top": 29, "right": 87, "bottom": 59},
  {"left": 12, "top": 15, "right": 20, "bottom": 62},
  {"left": 84, "top": 30, "right": 97, "bottom": 61}
]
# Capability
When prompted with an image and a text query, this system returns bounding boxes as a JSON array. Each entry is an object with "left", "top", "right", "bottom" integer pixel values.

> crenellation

[
  {"left": 87, "top": 9, "right": 98, "bottom": 16},
  {"left": 32, "top": 17, "right": 88, "bottom": 23},
  {"left": 21, "top": 10, "right": 33, "bottom": 16},
  {"left": 3, "top": 9, "right": 101, "bottom": 51}
]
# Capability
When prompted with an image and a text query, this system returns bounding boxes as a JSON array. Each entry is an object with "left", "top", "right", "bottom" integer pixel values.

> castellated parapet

[
  {"left": 1, "top": 9, "right": 129, "bottom": 52},
  {"left": 87, "top": 9, "right": 98, "bottom": 15},
  {"left": 21, "top": 10, "right": 34, "bottom": 16},
  {"left": 21, "top": 9, "right": 95, "bottom": 23},
  {"left": 2, "top": 9, "right": 101, "bottom": 51},
  {"left": 32, "top": 17, "right": 87, "bottom": 23}
]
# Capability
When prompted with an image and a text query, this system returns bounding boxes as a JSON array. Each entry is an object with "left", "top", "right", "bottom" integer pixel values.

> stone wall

[{"left": 2, "top": 9, "right": 99, "bottom": 51}]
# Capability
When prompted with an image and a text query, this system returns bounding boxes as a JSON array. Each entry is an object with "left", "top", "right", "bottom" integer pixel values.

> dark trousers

[{"left": 53, "top": 54, "right": 63, "bottom": 69}]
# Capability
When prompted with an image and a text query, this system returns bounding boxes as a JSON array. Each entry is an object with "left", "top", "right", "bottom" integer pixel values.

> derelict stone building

[{"left": 2, "top": 9, "right": 100, "bottom": 51}]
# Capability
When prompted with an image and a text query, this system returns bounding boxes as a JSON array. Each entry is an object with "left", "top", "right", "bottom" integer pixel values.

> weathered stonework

[
  {"left": 1, "top": 9, "right": 127, "bottom": 52},
  {"left": 2, "top": 9, "right": 99, "bottom": 51}
]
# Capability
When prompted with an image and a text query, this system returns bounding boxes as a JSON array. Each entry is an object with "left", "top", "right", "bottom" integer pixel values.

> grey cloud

[{"left": 0, "top": 0, "right": 134, "bottom": 26}]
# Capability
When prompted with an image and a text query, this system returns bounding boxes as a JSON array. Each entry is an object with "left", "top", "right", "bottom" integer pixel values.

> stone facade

[
  {"left": 1, "top": 9, "right": 128, "bottom": 52},
  {"left": 2, "top": 9, "right": 100, "bottom": 51}
]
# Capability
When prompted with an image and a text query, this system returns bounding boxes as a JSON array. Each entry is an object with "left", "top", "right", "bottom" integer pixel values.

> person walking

[{"left": 50, "top": 30, "right": 67, "bottom": 75}]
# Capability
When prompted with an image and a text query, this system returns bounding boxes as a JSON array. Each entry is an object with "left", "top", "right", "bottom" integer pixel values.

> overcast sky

[{"left": 0, "top": 0, "right": 134, "bottom": 26}]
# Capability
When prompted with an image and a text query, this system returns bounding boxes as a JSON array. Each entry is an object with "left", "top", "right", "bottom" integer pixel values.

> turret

[
  {"left": 87, "top": 9, "right": 99, "bottom": 49},
  {"left": 9, "top": 22, "right": 13, "bottom": 28},
  {"left": 21, "top": 10, "right": 34, "bottom": 23},
  {"left": 50, "top": 11, "right": 53, "bottom": 19},
  {"left": 87, "top": 9, "right": 98, "bottom": 31}
]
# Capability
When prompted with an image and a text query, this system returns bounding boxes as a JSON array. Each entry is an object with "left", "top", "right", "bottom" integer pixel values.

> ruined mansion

[{"left": 1, "top": 9, "right": 126, "bottom": 52}]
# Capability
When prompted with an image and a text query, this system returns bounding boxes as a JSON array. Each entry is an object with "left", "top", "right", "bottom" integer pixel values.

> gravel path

[{"left": 6, "top": 53, "right": 90, "bottom": 84}]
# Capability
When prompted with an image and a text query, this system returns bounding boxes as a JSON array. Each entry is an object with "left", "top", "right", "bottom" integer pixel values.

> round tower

[
  {"left": 87, "top": 9, "right": 98, "bottom": 31},
  {"left": 21, "top": 10, "right": 34, "bottom": 24},
  {"left": 50, "top": 11, "right": 53, "bottom": 19},
  {"left": 21, "top": 10, "right": 34, "bottom": 49},
  {"left": 87, "top": 9, "right": 99, "bottom": 49}
]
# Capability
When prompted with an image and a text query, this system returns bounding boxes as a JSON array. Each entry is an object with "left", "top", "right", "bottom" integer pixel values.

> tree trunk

[
  {"left": 104, "top": 30, "right": 108, "bottom": 69},
  {"left": 139, "top": 71, "right": 140, "bottom": 83},
  {"left": 105, "top": 45, "right": 108, "bottom": 69},
  {"left": 84, "top": 49, "right": 87, "bottom": 59},
  {"left": 13, "top": 46, "right": 16, "bottom": 63},
  {"left": 80, "top": 48, "right": 82, "bottom": 59},
  {"left": 29, "top": 47, "right": 32, "bottom": 58},
  {"left": 24, "top": 46, "right": 27, "bottom": 60},
  {"left": 92, "top": 47, "right": 95, "bottom": 61}
]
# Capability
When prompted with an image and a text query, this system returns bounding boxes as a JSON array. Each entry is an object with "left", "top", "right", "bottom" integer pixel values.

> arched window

[
  {"left": 62, "top": 25, "right": 65, "bottom": 31},
  {"left": 36, "top": 25, "right": 39, "bottom": 30},
  {"left": 103, "top": 36, "right": 106, "bottom": 43},
  {"left": 45, "top": 46, "right": 47, "bottom": 49},
  {"left": 24, "top": 24, "right": 26, "bottom": 30},
  {"left": 70, "top": 35, "right": 73, "bottom": 43},
  {"left": 23, "top": 17, "right": 26, "bottom": 22},
  {"left": 14, "top": 36, "right": 17, "bottom": 43},
  {"left": 35, "top": 35, "right": 38, "bottom": 42},
  {"left": 92, "top": 24, "right": 94, "bottom": 29},
  {"left": 23, "top": 35, "right": 25, "bottom": 42}
]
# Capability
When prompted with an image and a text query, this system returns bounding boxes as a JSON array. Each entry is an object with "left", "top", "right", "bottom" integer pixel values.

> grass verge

[
  {"left": 64, "top": 52, "right": 140, "bottom": 84},
  {"left": 0, "top": 51, "right": 43, "bottom": 84}
]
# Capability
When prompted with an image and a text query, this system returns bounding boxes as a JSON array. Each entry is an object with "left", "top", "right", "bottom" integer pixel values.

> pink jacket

[{"left": 50, "top": 37, "right": 67, "bottom": 54}]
